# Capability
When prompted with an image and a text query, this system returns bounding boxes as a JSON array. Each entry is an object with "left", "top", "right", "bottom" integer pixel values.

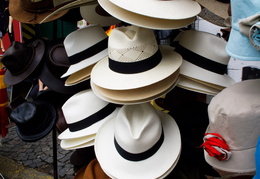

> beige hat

[
  {"left": 173, "top": 29, "right": 235, "bottom": 89},
  {"left": 202, "top": 79, "right": 260, "bottom": 173},
  {"left": 98, "top": 0, "right": 197, "bottom": 30}
]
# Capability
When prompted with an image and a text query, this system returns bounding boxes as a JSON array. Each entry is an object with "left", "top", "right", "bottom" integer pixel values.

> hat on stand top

[
  {"left": 80, "top": 2, "right": 121, "bottom": 27},
  {"left": 201, "top": 79, "right": 260, "bottom": 173},
  {"left": 8, "top": 0, "right": 96, "bottom": 24},
  {"left": 9, "top": 100, "right": 56, "bottom": 142},
  {"left": 98, "top": 0, "right": 200, "bottom": 30},
  {"left": 1, "top": 39, "right": 45, "bottom": 86},
  {"left": 95, "top": 102, "right": 181, "bottom": 179},
  {"left": 91, "top": 25, "right": 182, "bottom": 91},
  {"left": 172, "top": 29, "right": 235, "bottom": 91},
  {"left": 61, "top": 25, "right": 108, "bottom": 81},
  {"left": 226, "top": 0, "right": 260, "bottom": 61}
]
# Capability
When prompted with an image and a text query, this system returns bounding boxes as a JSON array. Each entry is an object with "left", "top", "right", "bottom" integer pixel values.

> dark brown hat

[{"left": 1, "top": 39, "right": 45, "bottom": 86}]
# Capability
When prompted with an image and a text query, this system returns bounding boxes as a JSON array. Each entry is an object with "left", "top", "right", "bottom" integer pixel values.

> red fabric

[
  {"left": 0, "top": 68, "right": 9, "bottom": 138},
  {"left": 200, "top": 133, "right": 231, "bottom": 161}
]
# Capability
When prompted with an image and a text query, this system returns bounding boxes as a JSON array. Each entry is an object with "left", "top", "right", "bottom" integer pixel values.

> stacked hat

[
  {"left": 9, "top": 0, "right": 97, "bottom": 24},
  {"left": 58, "top": 89, "right": 119, "bottom": 150},
  {"left": 39, "top": 39, "right": 91, "bottom": 94},
  {"left": 97, "top": 0, "right": 201, "bottom": 30},
  {"left": 172, "top": 29, "right": 235, "bottom": 95},
  {"left": 201, "top": 79, "right": 260, "bottom": 173},
  {"left": 61, "top": 25, "right": 108, "bottom": 87},
  {"left": 1, "top": 39, "right": 45, "bottom": 86},
  {"left": 91, "top": 25, "right": 182, "bottom": 104},
  {"left": 95, "top": 102, "right": 181, "bottom": 179}
]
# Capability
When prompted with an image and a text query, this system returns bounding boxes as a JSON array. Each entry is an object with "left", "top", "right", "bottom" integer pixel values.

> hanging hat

[
  {"left": 58, "top": 89, "right": 119, "bottom": 141},
  {"left": 91, "top": 25, "right": 182, "bottom": 91},
  {"left": 201, "top": 79, "right": 260, "bottom": 173},
  {"left": 9, "top": 100, "right": 56, "bottom": 142},
  {"left": 172, "top": 29, "right": 235, "bottom": 90},
  {"left": 90, "top": 69, "right": 180, "bottom": 104},
  {"left": 226, "top": 0, "right": 260, "bottom": 61},
  {"left": 8, "top": 0, "right": 96, "bottom": 24},
  {"left": 95, "top": 103, "right": 181, "bottom": 179},
  {"left": 80, "top": 3, "right": 121, "bottom": 27},
  {"left": 198, "top": 7, "right": 227, "bottom": 27},
  {"left": 98, "top": 0, "right": 197, "bottom": 30},
  {"left": 39, "top": 39, "right": 91, "bottom": 94},
  {"left": 1, "top": 39, "right": 45, "bottom": 86},
  {"left": 60, "top": 135, "right": 95, "bottom": 150},
  {"left": 61, "top": 25, "right": 108, "bottom": 79}
]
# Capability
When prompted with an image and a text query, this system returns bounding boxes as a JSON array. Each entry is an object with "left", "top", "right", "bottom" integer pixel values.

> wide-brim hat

[
  {"left": 198, "top": 7, "right": 227, "bottom": 27},
  {"left": 80, "top": 3, "right": 121, "bottom": 27},
  {"left": 94, "top": 103, "right": 181, "bottom": 179},
  {"left": 1, "top": 39, "right": 45, "bottom": 86},
  {"left": 60, "top": 136, "right": 95, "bottom": 150},
  {"left": 177, "top": 75, "right": 221, "bottom": 96},
  {"left": 90, "top": 70, "right": 179, "bottom": 104},
  {"left": 61, "top": 25, "right": 108, "bottom": 78},
  {"left": 195, "top": 0, "right": 229, "bottom": 19},
  {"left": 10, "top": 100, "right": 56, "bottom": 142},
  {"left": 91, "top": 45, "right": 182, "bottom": 90},
  {"left": 98, "top": 0, "right": 196, "bottom": 30},
  {"left": 172, "top": 29, "right": 235, "bottom": 89},
  {"left": 203, "top": 79, "right": 260, "bottom": 173}
]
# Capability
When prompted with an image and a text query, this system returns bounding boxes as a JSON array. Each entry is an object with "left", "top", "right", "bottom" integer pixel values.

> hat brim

[
  {"left": 91, "top": 45, "right": 182, "bottom": 90},
  {"left": 94, "top": 109, "right": 181, "bottom": 179},
  {"left": 9, "top": 0, "right": 69, "bottom": 24},
  {"left": 58, "top": 107, "right": 120, "bottom": 140},
  {"left": 177, "top": 75, "right": 220, "bottom": 95},
  {"left": 98, "top": 0, "right": 196, "bottom": 30},
  {"left": 91, "top": 69, "right": 179, "bottom": 101},
  {"left": 109, "top": 0, "right": 201, "bottom": 20},
  {"left": 180, "top": 60, "right": 235, "bottom": 89},
  {"left": 80, "top": 4, "right": 121, "bottom": 27},
  {"left": 91, "top": 77, "right": 179, "bottom": 105},
  {"left": 60, "top": 136, "right": 95, "bottom": 150},
  {"left": 195, "top": 0, "right": 229, "bottom": 19},
  {"left": 61, "top": 49, "right": 108, "bottom": 78},
  {"left": 15, "top": 101, "right": 56, "bottom": 142},
  {"left": 198, "top": 7, "right": 226, "bottom": 27},
  {"left": 226, "top": 27, "right": 260, "bottom": 61},
  {"left": 4, "top": 39, "right": 45, "bottom": 86}
]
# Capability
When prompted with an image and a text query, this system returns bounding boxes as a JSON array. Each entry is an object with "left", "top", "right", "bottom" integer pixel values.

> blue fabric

[
  {"left": 226, "top": 0, "right": 260, "bottom": 61},
  {"left": 253, "top": 137, "right": 260, "bottom": 179}
]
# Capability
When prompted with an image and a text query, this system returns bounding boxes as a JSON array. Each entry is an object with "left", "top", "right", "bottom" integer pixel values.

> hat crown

[
  {"left": 108, "top": 25, "right": 158, "bottom": 62},
  {"left": 115, "top": 103, "right": 162, "bottom": 154},
  {"left": 62, "top": 89, "right": 109, "bottom": 124},
  {"left": 64, "top": 25, "right": 107, "bottom": 57},
  {"left": 1, "top": 41, "right": 34, "bottom": 75},
  {"left": 208, "top": 79, "right": 260, "bottom": 150},
  {"left": 22, "top": 0, "right": 54, "bottom": 13}
]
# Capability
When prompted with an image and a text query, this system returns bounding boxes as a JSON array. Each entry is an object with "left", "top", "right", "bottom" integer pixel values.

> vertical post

[{"left": 52, "top": 126, "right": 58, "bottom": 179}]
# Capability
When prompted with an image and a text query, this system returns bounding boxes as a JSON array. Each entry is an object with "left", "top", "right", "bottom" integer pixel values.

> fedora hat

[
  {"left": 80, "top": 3, "right": 121, "bottom": 27},
  {"left": 9, "top": 100, "right": 56, "bottom": 142},
  {"left": 177, "top": 75, "right": 221, "bottom": 96},
  {"left": 61, "top": 25, "right": 108, "bottom": 79},
  {"left": 8, "top": 0, "right": 96, "bottom": 24},
  {"left": 226, "top": 0, "right": 260, "bottom": 61},
  {"left": 58, "top": 89, "right": 119, "bottom": 140},
  {"left": 39, "top": 39, "right": 91, "bottom": 94},
  {"left": 195, "top": 0, "right": 229, "bottom": 19},
  {"left": 1, "top": 39, "right": 45, "bottom": 86},
  {"left": 98, "top": 0, "right": 197, "bottom": 30},
  {"left": 91, "top": 25, "right": 182, "bottom": 91},
  {"left": 201, "top": 79, "right": 260, "bottom": 173},
  {"left": 90, "top": 69, "right": 180, "bottom": 104},
  {"left": 172, "top": 29, "right": 235, "bottom": 90},
  {"left": 95, "top": 102, "right": 181, "bottom": 179}
]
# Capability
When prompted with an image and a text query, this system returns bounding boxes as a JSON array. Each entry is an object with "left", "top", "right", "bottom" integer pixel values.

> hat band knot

[
  {"left": 69, "top": 37, "right": 108, "bottom": 65},
  {"left": 173, "top": 42, "right": 227, "bottom": 75},
  {"left": 108, "top": 49, "right": 162, "bottom": 74},
  {"left": 68, "top": 103, "right": 116, "bottom": 132},
  {"left": 200, "top": 133, "right": 232, "bottom": 161},
  {"left": 114, "top": 128, "right": 164, "bottom": 161}
]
